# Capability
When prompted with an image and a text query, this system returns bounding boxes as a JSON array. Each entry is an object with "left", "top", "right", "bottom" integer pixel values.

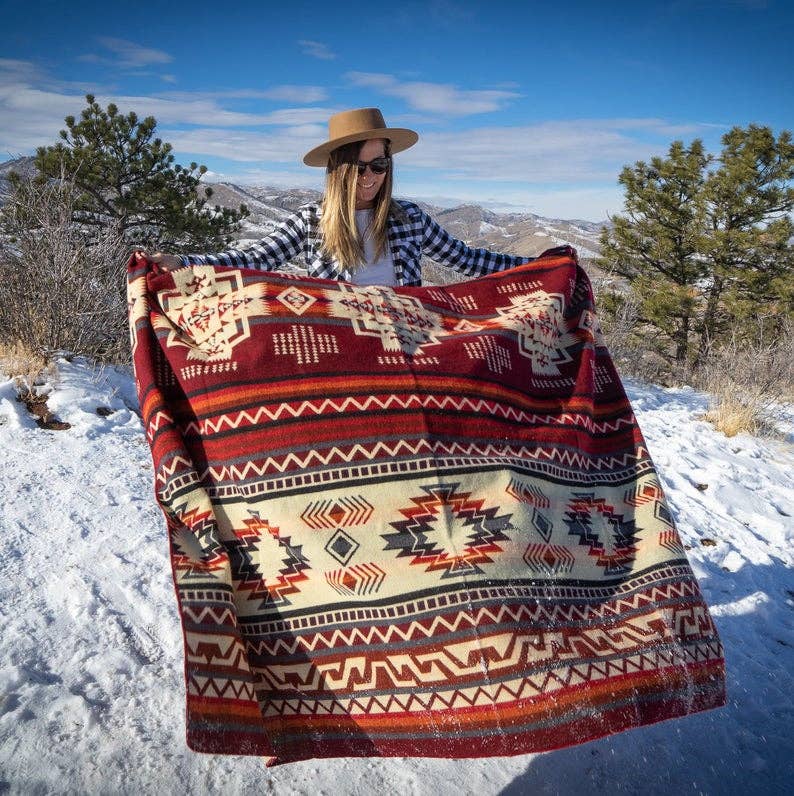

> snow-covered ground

[{"left": 0, "top": 358, "right": 792, "bottom": 795}]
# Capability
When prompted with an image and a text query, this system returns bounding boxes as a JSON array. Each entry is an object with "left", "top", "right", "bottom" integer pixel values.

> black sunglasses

[{"left": 357, "top": 156, "right": 391, "bottom": 175}]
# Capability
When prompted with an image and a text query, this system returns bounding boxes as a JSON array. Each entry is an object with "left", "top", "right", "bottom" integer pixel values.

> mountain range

[
  {"left": 203, "top": 180, "right": 605, "bottom": 263},
  {"left": 0, "top": 157, "right": 607, "bottom": 278}
]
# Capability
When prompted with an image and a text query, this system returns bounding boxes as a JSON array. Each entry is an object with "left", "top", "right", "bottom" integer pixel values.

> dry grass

[
  {"left": 702, "top": 397, "right": 766, "bottom": 438},
  {"left": 0, "top": 340, "right": 55, "bottom": 397},
  {"left": 0, "top": 341, "right": 72, "bottom": 429},
  {"left": 695, "top": 322, "right": 794, "bottom": 437}
]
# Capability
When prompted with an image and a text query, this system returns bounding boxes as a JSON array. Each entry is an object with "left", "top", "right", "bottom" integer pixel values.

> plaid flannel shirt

[{"left": 181, "top": 200, "right": 529, "bottom": 285}]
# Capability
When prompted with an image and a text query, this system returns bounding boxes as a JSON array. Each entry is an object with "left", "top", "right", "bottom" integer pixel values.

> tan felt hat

[{"left": 303, "top": 107, "right": 418, "bottom": 167}]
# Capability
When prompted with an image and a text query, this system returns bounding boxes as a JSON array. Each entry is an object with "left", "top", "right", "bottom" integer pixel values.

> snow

[{"left": 1, "top": 358, "right": 792, "bottom": 795}]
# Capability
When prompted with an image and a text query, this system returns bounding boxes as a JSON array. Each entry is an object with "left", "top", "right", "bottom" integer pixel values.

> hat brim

[{"left": 303, "top": 127, "right": 418, "bottom": 167}]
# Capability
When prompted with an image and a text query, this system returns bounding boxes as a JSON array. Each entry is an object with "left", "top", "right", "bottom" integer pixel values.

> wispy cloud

[
  {"left": 0, "top": 60, "right": 102, "bottom": 153},
  {"left": 156, "top": 117, "right": 723, "bottom": 203},
  {"left": 0, "top": 60, "right": 336, "bottom": 155},
  {"left": 398, "top": 118, "right": 724, "bottom": 184},
  {"left": 203, "top": 167, "right": 323, "bottom": 191},
  {"left": 258, "top": 85, "right": 328, "bottom": 103},
  {"left": 161, "top": 126, "right": 325, "bottom": 165},
  {"left": 78, "top": 37, "right": 173, "bottom": 70},
  {"left": 156, "top": 86, "right": 329, "bottom": 104},
  {"left": 298, "top": 40, "right": 336, "bottom": 61},
  {"left": 0, "top": 58, "right": 45, "bottom": 84},
  {"left": 346, "top": 72, "right": 520, "bottom": 116}
]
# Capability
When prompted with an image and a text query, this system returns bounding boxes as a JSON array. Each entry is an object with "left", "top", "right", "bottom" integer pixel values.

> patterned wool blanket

[{"left": 127, "top": 248, "right": 725, "bottom": 766}]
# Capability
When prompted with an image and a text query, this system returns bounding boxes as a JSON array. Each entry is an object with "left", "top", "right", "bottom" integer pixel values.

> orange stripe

[{"left": 186, "top": 374, "right": 625, "bottom": 418}]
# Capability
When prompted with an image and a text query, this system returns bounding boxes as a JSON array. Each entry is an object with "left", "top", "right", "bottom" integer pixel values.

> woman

[{"left": 149, "top": 107, "right": 530, "bottom": 283}]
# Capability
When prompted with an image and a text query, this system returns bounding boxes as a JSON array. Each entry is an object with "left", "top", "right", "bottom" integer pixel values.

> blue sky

[{"left": 1, "top": 0, "right": 792, "bottom": 220}]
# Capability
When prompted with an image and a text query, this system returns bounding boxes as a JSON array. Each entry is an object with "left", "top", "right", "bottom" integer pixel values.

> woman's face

[{"left": 355, "top": 138, "right": 388, "bottom": 209}]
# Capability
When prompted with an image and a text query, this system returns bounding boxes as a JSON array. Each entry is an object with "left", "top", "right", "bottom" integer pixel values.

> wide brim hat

[{"left": 303, "top": 107, "right": 418, "bottom": 167}]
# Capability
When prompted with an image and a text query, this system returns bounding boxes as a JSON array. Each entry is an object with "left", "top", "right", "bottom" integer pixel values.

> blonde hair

[{"left": 320, "top": 140, "right": 393, "bottom": 271}]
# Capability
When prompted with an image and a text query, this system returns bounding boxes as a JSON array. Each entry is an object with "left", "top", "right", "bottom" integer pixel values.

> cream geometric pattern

[
  {"left": 453, "top": 319, "right": 482, "bottom": 334},
  {"left": 158, "top": 266, "right": 266, "bottom": 361},
  {"left": 328, "top": 284, "right": 445, "bottom": 355},
  {"left": 127, "top": 272, "right": 149, "bottom": 355},
  {"left": 493, "top": 290, "right": 574, "bottom": 375}
]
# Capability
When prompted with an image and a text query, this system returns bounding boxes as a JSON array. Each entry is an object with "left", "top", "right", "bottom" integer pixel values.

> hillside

[
  {"left": 197, "top": 182, "right": 605, "bottom": 264},
  {"left": 0, "top": 158, "right": 606, "bottom": 271}
]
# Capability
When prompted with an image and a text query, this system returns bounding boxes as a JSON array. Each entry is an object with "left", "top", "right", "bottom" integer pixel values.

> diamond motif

[
  {"left": 277, "top": 286, "right": 317, "bottom": 315},
  {"left": 325, "top": 528, "right": 360, "bottom": 565},
  {"left": 531, "top": 509, "right": 554, "bottom": 542}
]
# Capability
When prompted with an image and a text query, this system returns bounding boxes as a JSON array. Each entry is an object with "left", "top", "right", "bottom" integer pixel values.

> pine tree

[
  {"left": 598, "top": 126, "right": 793, "bottom": 374},
  {"left": 598, "top": 140, "right": 710, "bottom": 369},
  {"left": 33, "top": 94, "right": 247, "bottom": 249},
  {"left": 699, "top": 125, "right": 794, "bottom": 361}
]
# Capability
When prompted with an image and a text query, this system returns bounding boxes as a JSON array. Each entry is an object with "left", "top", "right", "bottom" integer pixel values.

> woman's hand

[
  {"left": 135, "top": 250, "right": 183, "bottom": 271},
  {"left": 149, "top": 252, "right": 183, "bottom": 271}
]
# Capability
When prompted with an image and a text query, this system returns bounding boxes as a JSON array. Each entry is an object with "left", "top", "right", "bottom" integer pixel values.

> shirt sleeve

[
  {"left": 179, "top": 211, "right": 307, "bottom": 270},
  {"left": 419, "top": 209, "right": 531, "bottom": 277}
]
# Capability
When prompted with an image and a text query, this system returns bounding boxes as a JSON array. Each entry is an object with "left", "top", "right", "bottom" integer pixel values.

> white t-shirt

[{"left": 351, "top": 209, "right": 396, "bottom": 286}]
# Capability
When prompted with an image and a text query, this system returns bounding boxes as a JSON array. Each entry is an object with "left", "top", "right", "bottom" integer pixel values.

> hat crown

[
  {"left": 302, "top": 107, "right": 417, "bottom": 166},
  {"left": 327, "top": 108, "right": 387, "bottom": 141}
]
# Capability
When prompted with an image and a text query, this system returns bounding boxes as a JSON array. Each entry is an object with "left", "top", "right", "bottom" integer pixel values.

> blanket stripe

[{"left": 128, "top": 248, "right": 725, "bottom": 765}]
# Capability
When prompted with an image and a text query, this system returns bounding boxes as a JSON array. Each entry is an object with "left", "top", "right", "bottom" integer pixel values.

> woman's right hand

[
  {"left": 136, "top": 250, "right": 183, "bottom": 271},
  {"left": 149, "top": 252, "right": 183, "bottom": 271}
]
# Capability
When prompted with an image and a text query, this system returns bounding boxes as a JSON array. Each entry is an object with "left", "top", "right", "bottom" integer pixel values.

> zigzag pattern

[
  {"left": 179, "top": 441, "right": 652, "bottom": 483},
  {"left": 188, "top": 674, "right": 257, "bottom": 701},
  {"left": 146, "top": 409, "right": 175, "bottom": 441},
  {"left": 180, "top": 396, "right": 635, "bottom": 436},
  {"left": 256, "top": 639, "right": 724, "bottom": 717},
  {"left": 242, "top": 580, "right": 713, "bottom": 656},
  {"left": 181, "top": 604, "right": 237, "bottom": 626}
]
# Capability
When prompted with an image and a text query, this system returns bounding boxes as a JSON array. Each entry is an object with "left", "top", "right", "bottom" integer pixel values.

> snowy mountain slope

[
  {"left": 0, "top": 158, "right": 605, "bottom": 263},
  {"left": 0, "top": 359, "right": 792, "bottom": 795}
]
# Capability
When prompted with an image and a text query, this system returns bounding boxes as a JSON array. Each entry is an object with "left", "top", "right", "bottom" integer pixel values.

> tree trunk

[
  {"left": 675, "top": 314, "right": 691, "bottom": 374},
  {"left": 696, "top": 275, "right": 724, "bottom": 367}
]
